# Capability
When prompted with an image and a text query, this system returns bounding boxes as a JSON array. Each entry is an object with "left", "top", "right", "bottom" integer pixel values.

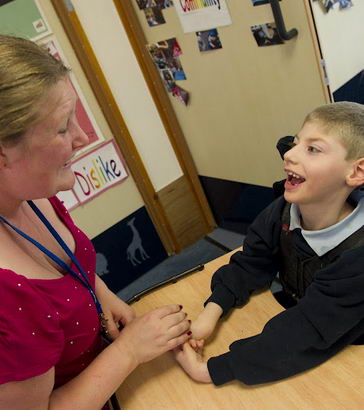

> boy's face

[{"left": 283, "top": 121, "right": 354, "bottom": 205}]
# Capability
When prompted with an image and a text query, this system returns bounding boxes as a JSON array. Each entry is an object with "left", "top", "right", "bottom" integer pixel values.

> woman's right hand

[{"left": 114, "top": 304, "right": 191, "bottom": 366}]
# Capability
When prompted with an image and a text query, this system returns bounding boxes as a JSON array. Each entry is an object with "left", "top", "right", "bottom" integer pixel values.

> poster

[
  {"left": 42, "top": 37, "right": 105, "bottom": 154},
  {"left": 57, "top": 141, "right": 128, "bottom": 210},
  {"left": 174, "top": 0, "right": 231, "bottom": 33},
  {"left": 71, "top": 140, "right": 128, "bottom": 205},
  {"left": 92, "top": 206, "right": 168, "bottom": 294},
  {"left": 0, "top": 0, "right": 51, "bottom": 41}
]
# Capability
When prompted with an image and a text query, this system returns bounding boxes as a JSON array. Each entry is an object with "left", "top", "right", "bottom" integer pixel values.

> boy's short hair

[{"left": 304, "top": 101, "right": 364, "bottom": 160}]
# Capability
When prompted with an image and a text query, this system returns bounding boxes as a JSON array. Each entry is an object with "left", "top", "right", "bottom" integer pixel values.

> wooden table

[{"left": 116, "top": 252, "right": 364, "bottom": 409}]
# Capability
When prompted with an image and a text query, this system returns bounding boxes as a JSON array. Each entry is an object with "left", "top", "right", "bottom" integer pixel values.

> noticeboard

[{"left": 0, "top": 0, "right": 51, "bottom": 41}]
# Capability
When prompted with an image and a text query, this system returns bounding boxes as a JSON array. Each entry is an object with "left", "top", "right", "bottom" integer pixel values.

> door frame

[{"left": 51, "top": 0, "right": 216, "bottom": 254}]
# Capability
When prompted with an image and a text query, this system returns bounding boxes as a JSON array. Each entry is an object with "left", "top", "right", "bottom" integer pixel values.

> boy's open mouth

[{"left": 286, "top": 172, "right": 305, "bottom": 186}]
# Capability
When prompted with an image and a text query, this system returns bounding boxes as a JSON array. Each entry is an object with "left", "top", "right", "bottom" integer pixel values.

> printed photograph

[
  {"left": 136, "top": 0, "right": 173, "bottom": 10},
  {"left": 160, "top": 69, "right": 175, "bottom": 92},
  {"left": 196, "top": 28, "right": 222, "bottom": 52},
  {"left": 147, "top": 38, "right": 186, "bottom": 87},
  {"left": 172, "top": 85, "right": 190, "bottom": 106},
  {"left": 338, "top": 0, "right": 353, "bottom": 8},
  {"left": 136, "top": 0, "right": 155, "bottom": 9},
  {"left": 251, "top": 23, "right": 284, "bottom": 47},
  {"left": 144, "top": 7, "right": 165, "bottom": 26},
  {"left": 319, "top": 0, "right": 353, "bottom": 12},
  {"left": 154, "top": 0, "right": 174, "bottom": 8}
]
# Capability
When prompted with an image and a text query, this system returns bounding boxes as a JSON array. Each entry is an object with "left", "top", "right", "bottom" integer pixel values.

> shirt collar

[{"left": 289, "top": 197, "right": 364, "bottom": 256}]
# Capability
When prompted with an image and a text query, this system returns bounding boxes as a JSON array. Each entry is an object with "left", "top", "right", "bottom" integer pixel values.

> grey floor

[
  {"left": 206, "top": 227, "right": 246, "bottom": 251},
  {"left": 117, "top": 228, "right": 245, "bottom": 302}
]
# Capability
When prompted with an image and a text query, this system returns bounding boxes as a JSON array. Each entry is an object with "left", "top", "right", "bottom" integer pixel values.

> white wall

[
  {"left": 38, "top": 0, "right": 145, "bottom": 239},
  {"left": 72, "top": 0, "right": 183, "bottom": 191},
  {"left": 311, "top": 1, "right": 364, "bottom": 93}
]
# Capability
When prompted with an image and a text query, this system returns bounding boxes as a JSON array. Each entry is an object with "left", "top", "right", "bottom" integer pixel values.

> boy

[{"left": 174, "top": 102, "right": 364, "bottom": 385}]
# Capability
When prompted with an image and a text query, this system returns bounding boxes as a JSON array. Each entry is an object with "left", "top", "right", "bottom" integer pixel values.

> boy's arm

[
  {"left": 204, "top": 197, "right": 284, "bottom": 317},
  {"left": 189, "top": 198, "right": 284, "bottom": 342},
  {"left": 206, "top": 245, "right": 364, "bottom": 386},
  {"left": 190, "top": 302, "right": 223, "bottom": 341}
]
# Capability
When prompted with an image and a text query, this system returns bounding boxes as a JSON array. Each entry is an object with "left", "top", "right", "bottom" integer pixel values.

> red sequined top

[{"left": 0, "top": 196, "right": 103, "bottom": 388}]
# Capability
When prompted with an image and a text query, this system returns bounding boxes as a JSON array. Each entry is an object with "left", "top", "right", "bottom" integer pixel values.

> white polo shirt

[{"left": 289, "top": 197, "right": 364, "bottom": 257}]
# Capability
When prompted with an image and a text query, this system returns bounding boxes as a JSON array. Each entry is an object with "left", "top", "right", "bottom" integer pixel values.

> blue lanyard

[{"left": 0, "top": 201, "right": 107, "bottom": 332}]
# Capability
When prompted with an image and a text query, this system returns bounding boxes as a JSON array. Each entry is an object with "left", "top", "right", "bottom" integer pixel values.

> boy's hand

[
  {"left": 189, "top": 338, "right": 204, "bottom": 351},
  {"left": 173, "top": 342, "right": 212, "bottom": 383},
  {"left": 190, "top": 315, "right": 215, "bottom": 341},
  {"left": 190, "top": 302, "right": 223, "bottom": 342}
]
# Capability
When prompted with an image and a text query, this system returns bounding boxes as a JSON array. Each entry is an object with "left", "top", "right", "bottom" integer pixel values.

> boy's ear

[{"left": 347, "top": 158, "right": 364, "bottom": 187}]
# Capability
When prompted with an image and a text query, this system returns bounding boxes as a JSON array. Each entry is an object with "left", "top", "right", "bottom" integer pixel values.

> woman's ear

[
  {"left": 0, "top": 144, "right": 8, "bottom": 169},
  {"left": 347, "top": 158, "right": 364, "bottom": 187}
]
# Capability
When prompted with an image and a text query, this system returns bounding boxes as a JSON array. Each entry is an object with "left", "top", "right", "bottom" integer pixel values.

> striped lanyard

[{"left": 0, "top": 200, "right": 108, "bottom": 333}]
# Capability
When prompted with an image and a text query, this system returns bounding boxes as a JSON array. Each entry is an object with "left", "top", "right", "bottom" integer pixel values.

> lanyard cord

[
  {"left": 0, "top": 201, "right": 103, "bottom": 317},
  {"left": 27, "top": 201, "right": 94, "bottom": 290}
]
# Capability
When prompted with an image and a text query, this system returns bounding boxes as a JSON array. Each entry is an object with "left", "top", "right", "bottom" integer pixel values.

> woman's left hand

[{"left": 96, "top": 276, "right": 136, "bottom": 340}]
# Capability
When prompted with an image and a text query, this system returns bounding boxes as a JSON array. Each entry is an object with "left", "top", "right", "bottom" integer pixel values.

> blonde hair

[
  {"left": 304, "top": 101, "right": 364, "bottom": 160},
  {"left": 0, "top": 35, "right": 69, "bottom": 145}
]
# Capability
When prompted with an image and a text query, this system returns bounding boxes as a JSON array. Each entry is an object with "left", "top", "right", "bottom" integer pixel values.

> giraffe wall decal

[
  {"left": 96, "top": 252, "right": 109, "bottom": 276},
  {"left": 126, "top": 217, "right": 150, "bottom": 267}
]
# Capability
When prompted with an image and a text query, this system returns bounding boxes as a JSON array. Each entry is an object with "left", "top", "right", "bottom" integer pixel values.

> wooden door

[
  {"left": 310, "top": 0, "right": 364, "bottom": 103},
  {"left": 127, "top": 0, "right": 329, "bottom": 187}
]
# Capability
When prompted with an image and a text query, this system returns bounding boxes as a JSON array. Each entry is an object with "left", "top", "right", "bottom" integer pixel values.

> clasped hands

[
  {"left": 110, "top": 299, "right": 219, "bottom": 383},
  {"left": 97, "top": 276, "right": 220, "bottom": 383},
  {"left": 173, "top": 302, "right": 223, "bottom": 383},
  {"left": 108, "top": 297, "right": 221, "bottom": 383}
]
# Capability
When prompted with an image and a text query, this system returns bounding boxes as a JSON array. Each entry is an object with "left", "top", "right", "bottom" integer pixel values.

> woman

[{"left": 0, "top": 34, "right": 190, "bottom": 409}]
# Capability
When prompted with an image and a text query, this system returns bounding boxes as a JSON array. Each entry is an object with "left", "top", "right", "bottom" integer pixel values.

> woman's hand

[
  {"left": 96, "top": 276, "right": 136, "bottom": 340},
  {"left": 102, "top": 296, "right": 135, "bottom": 340},
  {"left": 173, "top": 342, "right": 212, "bottom": 383},
  {"left": 115, "top": 304, "right": 191, "bottom": 366}
]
